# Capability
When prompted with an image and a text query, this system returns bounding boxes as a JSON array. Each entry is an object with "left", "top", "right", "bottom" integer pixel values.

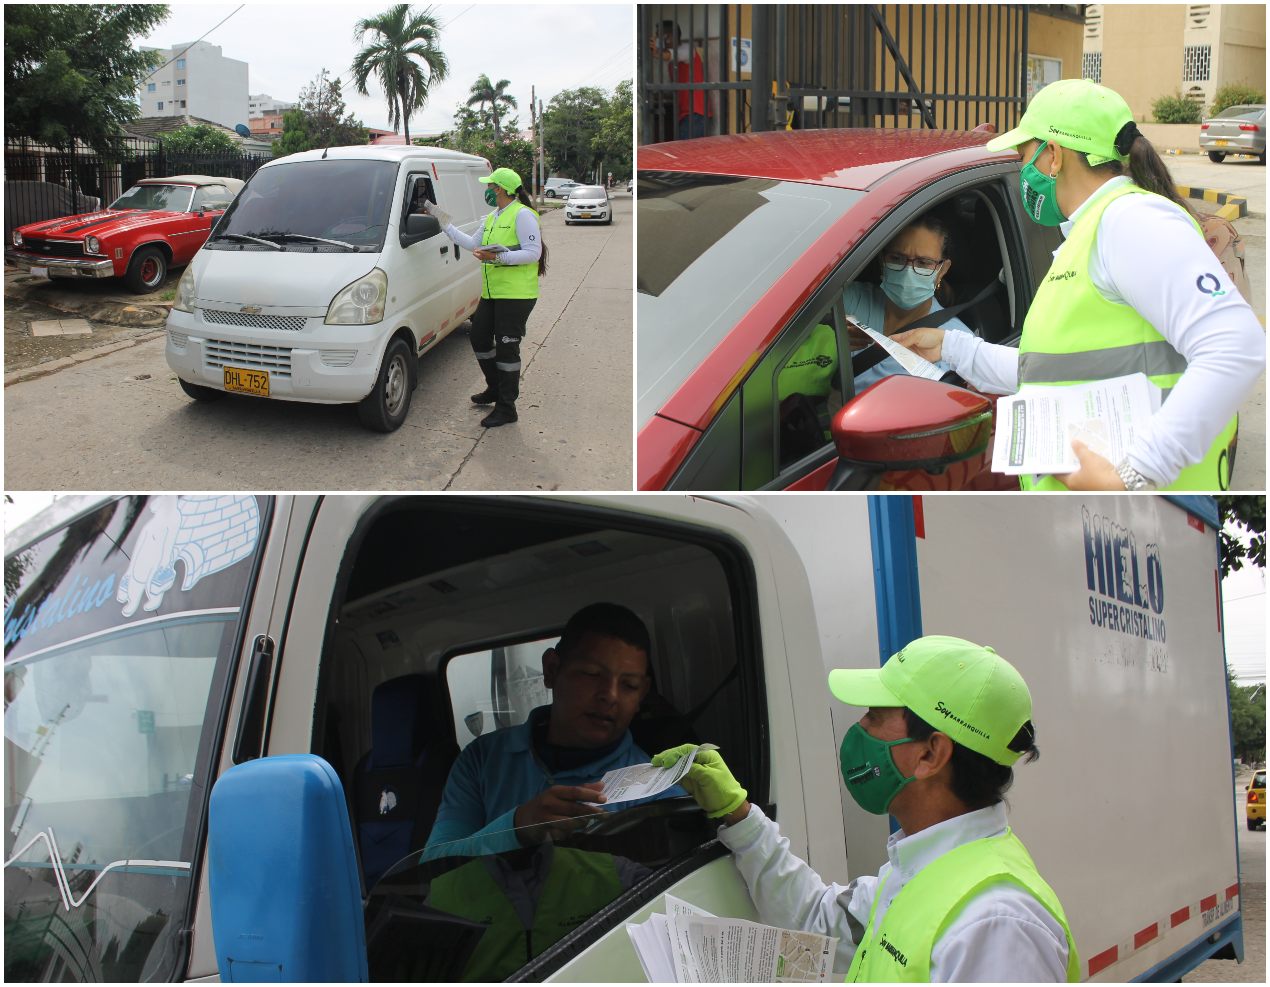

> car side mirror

[
  {"left": 401, "top": 212, "right": 441, "bottom": 248},
  {"left": 827, "top": 375, "right": 993, "bottom": 483}
]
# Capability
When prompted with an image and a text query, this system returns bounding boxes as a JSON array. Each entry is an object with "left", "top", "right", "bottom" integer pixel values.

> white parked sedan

[{"left": 564, "top": 185, "right": 611, "bottom": 225}]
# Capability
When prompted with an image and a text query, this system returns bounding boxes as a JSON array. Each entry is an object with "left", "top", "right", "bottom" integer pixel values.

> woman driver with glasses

[{"left": 843, "top": 210, "right": 973, "bottom": 390}]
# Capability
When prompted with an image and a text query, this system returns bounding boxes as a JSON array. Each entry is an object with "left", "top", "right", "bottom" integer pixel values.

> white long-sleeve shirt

[
  {"left": 717, "top": 803, "right": 1070, "bottom": 982},
  {"left": 942, "top": 175, "right": 1265, "bottom": 485},
  {"left": 443, "top": 205, "right": 542, "bottom": 267}
]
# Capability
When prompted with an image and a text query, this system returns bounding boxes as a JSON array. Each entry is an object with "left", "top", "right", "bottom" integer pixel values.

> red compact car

[
  {"left": 7, "top": 175, "right": 244, "bottom": 293},
  {"left": 637, "top": 128, "right": 1064, "bottom": 491}
]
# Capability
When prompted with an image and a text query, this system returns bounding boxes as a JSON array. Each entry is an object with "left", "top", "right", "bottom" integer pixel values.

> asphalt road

[
  {"left": 1183, "top": 768, "right": 1266, "bottom": 983},
  {"left": 3, "top": 195, "right": 633, "bottom": 491}
]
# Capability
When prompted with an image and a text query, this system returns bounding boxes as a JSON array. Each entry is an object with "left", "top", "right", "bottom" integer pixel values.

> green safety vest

[
  {"left": 778, "top": 323, "right": 838, "bottom": 402},
  {"left": 481, "top": 201, "right": 541, "bottom": 300},
  {"left": 845, "top": 829, "right": 1080, "bottom": 983},
  {"left": 427, "top": 847, "right": 622, "bottom": 982},
  {"left": 1017, "top": 182, "right": 1236, "bottom": 491}
]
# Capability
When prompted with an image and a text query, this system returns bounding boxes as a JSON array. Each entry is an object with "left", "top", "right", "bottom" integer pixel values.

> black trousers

[{"left": 470, "top": 296, "right": 537, "bottom": 413}]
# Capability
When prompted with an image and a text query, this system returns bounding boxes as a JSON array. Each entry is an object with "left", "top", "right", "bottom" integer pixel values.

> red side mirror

[{"left": 831, "top": 375, "right": 993, "bottom": 472}]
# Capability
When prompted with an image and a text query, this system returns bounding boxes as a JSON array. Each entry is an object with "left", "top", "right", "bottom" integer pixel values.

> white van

[
  {"left": 2, "top": 494, "right": 1248, "bottom": 982},
  {"left": 164, "top": 146, "right": 490, "bottom": 432}
]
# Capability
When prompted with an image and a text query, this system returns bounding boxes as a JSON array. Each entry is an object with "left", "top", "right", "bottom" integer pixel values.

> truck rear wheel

[
  {"left": 125, "top": 246, "right": 168, "bottom": 293},
  {"left": 357, "top": 337, "right": 414, "bottom": 432}
]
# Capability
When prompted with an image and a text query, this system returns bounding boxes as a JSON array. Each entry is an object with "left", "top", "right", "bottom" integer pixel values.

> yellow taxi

[{"left": 1248, "top": 769, "right": 1266, "bottom": 830}]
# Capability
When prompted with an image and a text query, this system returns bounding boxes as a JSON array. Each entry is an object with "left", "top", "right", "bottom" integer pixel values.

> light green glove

[{"left": 651, "top": 744, "right": 747, "bottom": 819}]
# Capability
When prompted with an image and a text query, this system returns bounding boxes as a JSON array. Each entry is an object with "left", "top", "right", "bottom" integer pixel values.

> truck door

[{"left": 396, "top": 169, "right": 452, "bottom": 352}]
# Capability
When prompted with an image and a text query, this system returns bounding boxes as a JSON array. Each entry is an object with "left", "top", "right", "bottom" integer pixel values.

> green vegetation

[
  {"left": 1151, "top": 92, "right": 1202, "bottom": 125},
  {"left": 466, "top": 74, "right": 518, "bottom": 142},
  {"left": 157, "top": 124, "right": 238, "bottom": 155},
  {"left": 275, "top": 69, "right": 367, "bottom": 157},
  {"left": 4, "top": 3, "right": 168, "bottom": 150},
  {"left": 542, "top": 82, "right": 633, "bottom": 183},
  {"left": 1217, "top": 496, "right": 1266, "bottom": 578},
  {"left": 351, "top": 3, "right": 449, "bottom": 144},
  {"left": 1228, "top": 670, "right": 1266, "bottom": 766},
  {"left": 1208, "top": 83, "right": 1266, "bottom": 117}
]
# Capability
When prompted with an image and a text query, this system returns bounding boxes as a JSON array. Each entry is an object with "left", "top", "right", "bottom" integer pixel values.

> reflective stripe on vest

[
  {"left": 1017, "top": 183, "right": 1236, "bottom": 492},
  {"left": 845, "top": 829, "right": 1080, "bottom": 982},
  {"left": 481, "top": 201, "right": 540, "bottom": 300},
  {"left": 428, "top": 846, "right": 622, "bottom": 982}
]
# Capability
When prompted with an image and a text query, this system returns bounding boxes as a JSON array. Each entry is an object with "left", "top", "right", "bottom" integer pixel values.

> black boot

[
  {"left": 481, "top": 370, "right": 520, "bottom": 427},
  {"left": 470, "top": 358, "right": 498, "bottom": 404}
]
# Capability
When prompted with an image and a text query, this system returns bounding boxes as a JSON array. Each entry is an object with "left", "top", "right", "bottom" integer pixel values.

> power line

[
  {"left": 575, "top": 41, "right": 634, "bottom": 88},
  {"left": 141, "top": 5, "right": 245, "bottom": 82}
]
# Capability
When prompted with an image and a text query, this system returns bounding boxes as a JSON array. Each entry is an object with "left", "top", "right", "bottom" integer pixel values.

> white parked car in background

[{"left": 564, "top": 185, "right": 611, "bottom": 225}]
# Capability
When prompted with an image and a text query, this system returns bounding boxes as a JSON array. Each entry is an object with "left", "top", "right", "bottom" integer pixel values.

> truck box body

[{"left": 3, "top": 494, "right": 1243, "bottom": 982}]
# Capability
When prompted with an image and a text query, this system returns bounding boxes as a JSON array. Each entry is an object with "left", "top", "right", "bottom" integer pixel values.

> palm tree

[
  {"left": 351, "top": 4, "right": 449, "bottom": 144},
  {"left": 466, "top": 74, "right": 518, "bottom": 141}
]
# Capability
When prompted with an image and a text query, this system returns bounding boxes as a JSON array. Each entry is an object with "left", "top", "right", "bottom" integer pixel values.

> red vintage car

[
  {"left": 637, "top": 128, "right": 1064, "bottom": 491},
  {"left": 6, "top": 175, "right": 244, "bottom": 293}
]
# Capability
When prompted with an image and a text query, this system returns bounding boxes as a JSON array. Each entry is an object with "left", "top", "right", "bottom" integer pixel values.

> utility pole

[
  {"left": 530, "top": 85, "right": 539, "bottom": 206},
  {"left": 538, "top": 98, "right": 546, "bottom": 207}
]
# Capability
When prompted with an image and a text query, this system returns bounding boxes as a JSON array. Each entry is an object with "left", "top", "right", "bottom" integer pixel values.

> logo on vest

[
  {"left": 786, "top": 354, "right": 834, "bottom": 370},
  {"left": 1046, "top": 269, "right": 1077, "bottom": 283},
  {"left": 378, "top": 788, "right": 398, "bottom": 815},
  {"left": 1195, "top": 273, "right": 1226, "bottom": 297},
  {"left": 879, "top": 934, "right": 908, "bottom": 967}
]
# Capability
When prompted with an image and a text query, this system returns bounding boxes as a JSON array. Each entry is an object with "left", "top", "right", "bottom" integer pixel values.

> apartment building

[{"left": 139, "top": 40, "right": 249, "bottom": 130}]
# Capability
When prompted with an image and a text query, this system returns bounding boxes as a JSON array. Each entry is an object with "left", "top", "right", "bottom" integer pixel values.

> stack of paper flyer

[
  {"left": 587, "top": 744, "right": 716, "bottom": 806},
  {"left": 991, "top": 372, "right": 1162, "bottom": 476},
  {"left": 626, "top": 894, "right": 836, "bottom": 983}
]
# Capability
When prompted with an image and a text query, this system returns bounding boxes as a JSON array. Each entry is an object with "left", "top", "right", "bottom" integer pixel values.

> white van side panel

[{"left": 915, "top": 495, "right": 1236, "bottom": 982}]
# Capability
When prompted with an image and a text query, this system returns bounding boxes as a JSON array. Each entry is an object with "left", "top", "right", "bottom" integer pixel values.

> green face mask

[
  {"left": 1019, "top": 141, "right": 1065, "bottom": 227},
  {"left": 484, "top": 186, "right": 499, "bottom": 207},
  {"left": 839, "top": 722, "right": 915, "bottom": 815}
]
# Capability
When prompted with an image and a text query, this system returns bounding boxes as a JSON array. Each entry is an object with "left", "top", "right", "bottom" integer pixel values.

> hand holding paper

[{"left": 651, "top": 744, "right": 747, "bottom": 819}]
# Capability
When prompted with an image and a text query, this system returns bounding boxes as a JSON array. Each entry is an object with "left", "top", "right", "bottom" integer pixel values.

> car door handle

[{"left": 440, "top": 245, "right": 449, "bottom": 255}]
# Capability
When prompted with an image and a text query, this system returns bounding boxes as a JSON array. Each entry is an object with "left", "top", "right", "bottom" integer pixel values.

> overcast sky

[{"left": 134, "top": 1, "right": 634, "bottom": 134}]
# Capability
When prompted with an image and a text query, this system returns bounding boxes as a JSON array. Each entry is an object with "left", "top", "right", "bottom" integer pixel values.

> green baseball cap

[
  {"left": 985, "top": 78, "right": 1134, "bottom": 167},
  {"left": 480, "top": 167, "right": 523, "bottom": 194},
  {"left": 828, "top": 635, "right": 1033, "bottom": 766}
]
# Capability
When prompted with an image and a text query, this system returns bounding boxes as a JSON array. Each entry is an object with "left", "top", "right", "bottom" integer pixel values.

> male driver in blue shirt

[{"left": 424, "top": 602, "right": 677, "bottom": 861}]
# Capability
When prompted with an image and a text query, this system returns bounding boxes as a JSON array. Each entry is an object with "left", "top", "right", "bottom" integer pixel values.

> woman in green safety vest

[
  {"left": 892, "top": 79, "right": 1263, "bottom": 492},
  {"left": 426, "top": 166, "right": 547, "bottom": 427},
  {"left": 654, "top": 636, "right": 1080, "bottom": 981}
]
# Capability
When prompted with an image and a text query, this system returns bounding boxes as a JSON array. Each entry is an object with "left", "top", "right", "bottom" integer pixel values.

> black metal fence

[
  {"left": 639, "top": 3, "right": 1033, "bottom": 143},
  {"left": 4, "top": 135, "right": 269, "bottom": 240}
]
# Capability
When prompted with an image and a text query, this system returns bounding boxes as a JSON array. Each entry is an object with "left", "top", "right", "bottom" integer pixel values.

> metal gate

[{"left": 639, "top": 4, "right": 1032, "bottom": 143}]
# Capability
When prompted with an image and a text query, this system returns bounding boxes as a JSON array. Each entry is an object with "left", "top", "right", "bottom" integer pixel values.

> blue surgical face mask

[{"left": 880, "top": 264, "right": 938, "bottom": 311}]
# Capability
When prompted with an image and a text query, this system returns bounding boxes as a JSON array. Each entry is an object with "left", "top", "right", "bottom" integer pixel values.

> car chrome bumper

[{"left": 5, "top": 250, "right": 115, "bottom": 278}]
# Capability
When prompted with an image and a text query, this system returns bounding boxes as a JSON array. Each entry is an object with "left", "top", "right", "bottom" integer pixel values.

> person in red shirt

[{"left": 654, "top": 20, "right": 711, "bottom": 139}]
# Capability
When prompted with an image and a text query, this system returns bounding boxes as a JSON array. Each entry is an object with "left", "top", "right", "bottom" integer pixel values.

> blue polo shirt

[
  {"left": 423, "top": 706, "right": 681, "bottom": 861},
  {"left": 843, "top": 282, "right": 970, "bottom": 390}
]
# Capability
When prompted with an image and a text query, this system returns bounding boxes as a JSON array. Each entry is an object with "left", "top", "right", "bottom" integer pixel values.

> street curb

[
  {"left": 4, "top": 328, "right": 167, "bottom": 386},
  {"left": 1177, "top": 184, "right": 1249, "bottom": 220}
]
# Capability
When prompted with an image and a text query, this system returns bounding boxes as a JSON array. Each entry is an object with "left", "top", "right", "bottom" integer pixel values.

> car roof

[
  {"left": 137, "top": 175, "right": 245, "bottom": 190},
  {"left": 638, "top": 127, "right": 1008, "bottom": 189},
  {"left": 261, "top": 144, "right": 490, "bottom": 168}
]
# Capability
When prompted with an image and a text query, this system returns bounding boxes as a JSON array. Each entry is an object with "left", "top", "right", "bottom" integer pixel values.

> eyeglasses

[{"left": 881, "top": 252, "right": 943, "bottom": 278}]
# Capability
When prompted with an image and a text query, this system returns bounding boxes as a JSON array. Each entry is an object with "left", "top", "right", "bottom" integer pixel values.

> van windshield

[
  {"left": 4, "top": 496, "right": 267, "bottom": 982},
  {"left": 209, "top": 159, "right": 398, "bottom": 252}
]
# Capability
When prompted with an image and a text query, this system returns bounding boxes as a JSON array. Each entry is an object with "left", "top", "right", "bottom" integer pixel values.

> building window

[
  {"left": 177, "top": 78, "right": 185, "bottom": 87},
  {"left": 180, "top": 100, "right": 187, "bottom": 108},
  {"left": 176, "top": 57, "right": 186, "bottom": 69},
  {"left": 1082, "top": 52, "right": 1102, "bottom": 83},
  {"left": 1182, "top": 44, "right": 1211, "bottom": 82},
  {"left": 157, "top": 101, "right": 164, "bottom": 111},
  {"left": 147, "top": 82, "right": 156, "bottom": 92}
]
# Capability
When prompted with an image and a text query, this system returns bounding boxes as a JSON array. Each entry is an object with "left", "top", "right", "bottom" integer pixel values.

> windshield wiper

[
  {"left": 265, "top": 231, "right": 358, "bottom": 249},
  {"left": 213, "top": 231, "right": 283, "bottom": 250}
]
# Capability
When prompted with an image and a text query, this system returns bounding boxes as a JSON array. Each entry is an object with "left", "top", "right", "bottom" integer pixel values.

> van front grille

[
  {"left": 204, "top": 338, "right": 292, "bottom": 377},
  {"left": 203, "top": 308, "right": 307, "bottom": 332}
]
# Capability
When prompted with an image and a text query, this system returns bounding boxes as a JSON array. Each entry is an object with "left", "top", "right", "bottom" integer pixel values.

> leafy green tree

[
  {"left": 466, "top": 74, "right": 518, "bottom": 142},
  {"left": 351, "top": 3, "right": 448, "bottom": 144},
  {"left": 274, "top": 69, "right": 367, "bottom": 157},
  {"left": 157, "top": 124, "right": 238, "bottom": 155},
  {"left": 542, "top": 86, "right": 608, "bottom": 180},
  {"left": 5, "top": 3, "right": 168, "bottom": 150},
  {"left": 1209, "top": 83, "right": 1265, "bottom": 117},
  {"left": 1218, "top": 496, "right": 1266, "bottom": 578},
  {"left": 1228, "top": 669, "right": 1266, "bottom": 765},
  {"left": 592, "top": 80, "right": 633, "bottom": 180}
]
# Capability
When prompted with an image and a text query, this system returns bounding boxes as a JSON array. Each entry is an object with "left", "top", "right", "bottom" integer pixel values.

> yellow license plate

[
  {"left": 580, "top": 212, "right": 593, "bottom": 218},
  {"left": 1214, "top": 139, "right": 1230, "bottom": 146},
  {"left": 224, "top": 366, "right": 270, "bottom": 396}
]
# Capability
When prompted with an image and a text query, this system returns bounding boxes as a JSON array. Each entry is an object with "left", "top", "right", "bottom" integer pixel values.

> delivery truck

[{"left": 3, "top": 494, "right": 1246, "bottom": 981}]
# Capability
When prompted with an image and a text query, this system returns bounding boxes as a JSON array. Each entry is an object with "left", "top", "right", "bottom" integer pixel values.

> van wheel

[
  {"left": 125, "top": 247, "right": 168, "bottom": 293},
  {"left": 357, "top": 337, "right": 414, "bottom": 432},
  {"left": 1208, "top": 151, "right": 1226, "bottom": 163},
  {"left": 179, "top": 378, "right": 224, "bottom": 402},
  {"left": 1249, "top": 818, "right": 1257, "bottom": 830}
]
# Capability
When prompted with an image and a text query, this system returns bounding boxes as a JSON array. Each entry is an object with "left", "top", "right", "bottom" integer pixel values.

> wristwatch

[{"left": 1115, "top": 459, "right": 1158, "bottom": 491}]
